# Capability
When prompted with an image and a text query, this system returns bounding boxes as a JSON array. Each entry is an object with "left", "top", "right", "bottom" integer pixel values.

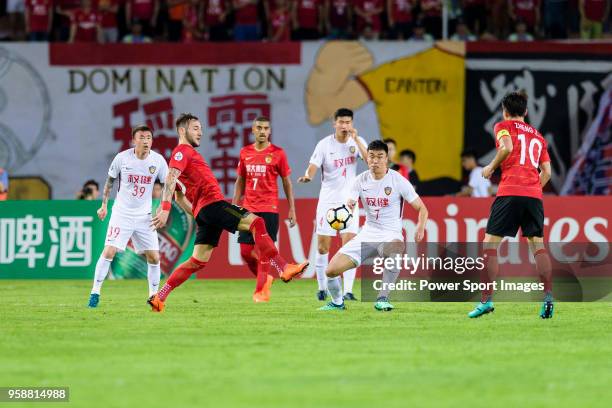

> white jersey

[
  {"left": 108, "top": 149, "right": 168, "bottom": 217},
  {"left": 309, "top": 134, "right": 367, "bottom": 204},
  {"left": 349, "top": 169, "right": 419, "bottom": 234},
  {"left": 469, "top": 166, "right": 491, "bottom": 197}
]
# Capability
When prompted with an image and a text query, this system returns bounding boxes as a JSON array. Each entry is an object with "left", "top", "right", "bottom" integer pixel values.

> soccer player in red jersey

[
  {"left": 232, "top": 117, "right": 296, "bottom": 302},
  {"left": 148, "top": 113, "right": 308, "bottom": 312},
  {"left": 469, "top": 91, "right": 554, "bottom": 319}
]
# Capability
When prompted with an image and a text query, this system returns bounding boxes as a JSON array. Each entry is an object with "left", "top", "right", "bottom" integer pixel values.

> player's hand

[
  {"left": 346, "top": 199, "right": 357, "bottom": 211},
  {"left": 97, "top": 206, "right": 107, "bottom": 221},
  {"left": 151, "top": 210, "right": 169, "bottom": 230},
  {"left": 287, "top": 208, "right": 297, "bottom": 228},
  {"left": 348, "top": 127, "right": 359, "bottom": 141},
  {"left": 414, "top": 228, "right": 425, "bottom": 242},
  {"left": 297, "top": 175, "right": 311, "bottom": 183},
  {"left": 482, "top": 165, "right": 494, "bottom": 179}
]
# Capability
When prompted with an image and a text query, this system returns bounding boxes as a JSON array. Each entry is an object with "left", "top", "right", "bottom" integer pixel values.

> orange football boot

[
  {"left": 147, "top": 294, "right": 165, "bottom": 312},
  {"left": 279, "top": 261, "right": 309, "bottom": 283}
]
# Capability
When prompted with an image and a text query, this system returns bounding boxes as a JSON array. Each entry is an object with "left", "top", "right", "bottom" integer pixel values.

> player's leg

[
  {"left": 143, "top": 251, "right": 161, "bottom": 297},
  {"left": 251, "top": 213, "right": 279, "bottom": 302},
  {"left": 468, "top": 233, "right": 502, "bottom": 318},
  {"left": 316, "top": 234, "right": 332, "bottom": 300},
  {"left": 318, "top": 252, "right": 358, "bottom": 310},
  {"left": 374, "top": 239, "right": 405, "bottom": 312},
  {"left": 89, "top": 245, "right": 118, "bottom": 308},
  {"left": 131, "top": 217, "right": 163, "bottom": 298},
  {"left": 340, "top": 231, "right": 358, "bottom": 300}
]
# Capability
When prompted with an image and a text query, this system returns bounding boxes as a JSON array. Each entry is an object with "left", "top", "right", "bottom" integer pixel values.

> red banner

[{"left": 199, "top": 196, "right": 611, "bottom": 278}]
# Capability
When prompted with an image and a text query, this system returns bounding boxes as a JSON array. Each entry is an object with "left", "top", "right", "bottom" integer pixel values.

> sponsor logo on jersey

[
  {"left": 350, "top": 146, "right": 356, "bottom": 154},
  {"left": 149, "top": 166, "right": 156, "bottom": 174},
  {"left": 174, "top": 152, "right": 183, "bottom": 161},
  {"left": 385, "top": 187, "right": 392, "bottom": 195}
]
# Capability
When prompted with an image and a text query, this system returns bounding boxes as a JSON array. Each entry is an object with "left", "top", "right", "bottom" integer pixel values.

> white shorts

[
  {"left": 105, "top": 212, "right": 159, "bottom": 253},
  {"left": 316, "top": 201, "right": 360, "bottom": 236},
  {"left": 7, "top": 0, "right": 25, "bottom": 13},
  {"left": 338, "top": 226, "right": 403, "bottom": 267}
]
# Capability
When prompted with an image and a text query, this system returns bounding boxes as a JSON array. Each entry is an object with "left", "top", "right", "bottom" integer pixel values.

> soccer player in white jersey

[
  {"left": 87, "top": 125, "right": 169, "bottom": 308},
  {"left": 298, "top": 108, "right": 368, "bottom": 301},
  {"left": 318, "top": 140, "right": 428, "bottom": 311}
]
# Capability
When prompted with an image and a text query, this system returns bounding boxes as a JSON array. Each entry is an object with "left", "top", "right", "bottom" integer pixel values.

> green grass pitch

[{"left": 2, "top": 280, "right": 611, "bottom": 408}]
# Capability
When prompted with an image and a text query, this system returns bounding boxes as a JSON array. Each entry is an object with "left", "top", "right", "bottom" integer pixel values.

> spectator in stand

[
  {"left": 167, "top": 0, "right": 187, "bottom": 42},
  {"left": 77, "top": 179, "right": 100, "bottom": 200},
  {"left": 509, "top": 0, "right": 540, "bottom": 34},
  {"left": 126, "top": 0, "right": 159, "bottom": 37},
  {"left": 270, "top": 0, "right": 292, "bottom": 41},
  {"left": 451, "top": 17, "right": 477, "bottom": 40},
  {"left": 387, "top": 0, "right": 414, "bottom": 39},
  {"left": 25, "top": 0, "right": 53, "bottom": 41},
  {"left": 544, "top": 0, "right": 569, "bottom": 38},
  {"left": 579, "top": 0, "right": 610, "bottom": 38},
  {"left": 354, "top": 0, "right": 383, "bottom": 39},
  {"left": 233, "top": 0, "right": 260, "bottom": 41},
  {"left": 457, "top": 149, "right": 491, "bottom": 197},
  {"left": 122, "top": 18, "right": 152, "bottom": 41},
  {"left": 182, "top": 0, "right": 202, "bottom": 42},
  {"left": 399, "top": 149, "right": 419, "bottom": 188},
  {"left": 292, "top": 0, "right": 324, "bottom": 40},
  {"left": 153, "top": 180, "right": 163, "bottom": 199},
  {"left": 490, "top": 0, "right": 510, "bottom": 38},
  {"left": 97, "top": 0, "right": 119, "bottom": 42},
  {"left": 325, "top": 0, "right": 352, "bottom": 39},
  {"left": 410, "top": 19, "right": 434, "bottom": 40},
  {"left": 203, "top": 0, "right": 230, "bottom": 40},
  {"left": 69, "top": 0, "right": 103, "bottom": 42},
  {"left": 57, "top": 0, "right": 81, "bottom": 41},
  {"left": 0, "top": 167, "right": 9, "bottom": 201},
  {"left": 461, "top": 0, "right": 487, "bottom": 35},
  {"left": 419, "top": 0, "right": 442, "bottom": 38},
  {"left": 7, "top": 0, "right": 26, "bottom": 40},
  {"left": 508, "top": 18, "right": 535, "bottom": 40}
]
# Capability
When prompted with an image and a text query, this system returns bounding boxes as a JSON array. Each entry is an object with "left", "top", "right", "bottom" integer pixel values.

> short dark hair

[
  {"left": 383, "top": 138, "right": 397, "bottom": 146},
  {"left": 367, "top": 140, "right": 388, "bottom": 154},
  {"left": 132, "top": 124, "right": 153, "bottom": 137},
  {"left": 253, "top": 116, "right": 270, "bottom": 124},
  {"left": 154, "top": 180, "right": 162, "bottom": 186},
  {"left": 461, "top": 149, "right": 477, "bottom": 159},
  {"left": 502, "top": 91, "right": 528, "bottom": 118},
  {"left": 334, "top": 108, "right": 353, "bottom": 120},
  {"left": 399, "top": 149, "right": 416, "bottom": 162},
  {"left": 175, "top": 113, "right": 199, "bottom": 131},
  {"left": 83, "top": 179, "right": 99, "bottom": 190}
]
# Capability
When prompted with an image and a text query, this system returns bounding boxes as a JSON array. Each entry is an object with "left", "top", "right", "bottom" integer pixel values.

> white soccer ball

[{"left": 326, "top": 205, "right": 353, "bottom": 231}]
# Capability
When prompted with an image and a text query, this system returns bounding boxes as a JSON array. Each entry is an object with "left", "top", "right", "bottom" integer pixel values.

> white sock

[
  {"left": 343, "top": 268, "right": 356, "bottom": 295},
  {"left": 315, "top": 252, "right": 329, "bottom": 291},
  {"left": 147, "top": 263, "right": 161, "bottom": 296},
  {"left": 91, "top": 257, "right": 112, "bottom": 295},
  {"left": 327, "top": 276, "right": 343, "bottom": 305}
]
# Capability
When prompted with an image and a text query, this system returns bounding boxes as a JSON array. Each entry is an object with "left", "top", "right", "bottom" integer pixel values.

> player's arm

[
  {"left": 151, "top": 168, "right": 181, "bottom": 229},
  {"left": 482, "top": 131, "right": 513, "bottom": 179},
  {"left": 410, "top": 198, "right": 428, "bottom": 242},
  {"left": 232, "top": 175, "right": 246, "bottom": 205},
  {"left": 281, "top": 176, "right": 297, "bottom": 227},
  {"left": 174, "top": 189, "right": 193, "bottom": 217},
  {"left": 539, "top": 161, "right": 551, "bottom": 188},
  {"left": 346, "top": 177, "right": 360, "bottom": 211},
  {"left": 97, "top": 175, "right": 115, "bottom": 221},
  {"left": 298, "top": 163, "right": 318, "bottom": 183}
]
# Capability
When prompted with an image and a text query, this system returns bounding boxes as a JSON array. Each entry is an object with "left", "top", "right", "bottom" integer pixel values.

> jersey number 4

[{"left": 517, "top": 134, "right": 543, "bottom": 168}]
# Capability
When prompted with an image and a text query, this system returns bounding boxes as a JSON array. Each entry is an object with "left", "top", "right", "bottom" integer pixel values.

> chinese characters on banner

[{"left": 207, "top": 94, "right": 271, "bottom": 196}]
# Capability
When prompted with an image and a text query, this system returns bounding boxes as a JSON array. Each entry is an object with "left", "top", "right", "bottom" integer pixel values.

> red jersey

[
  {"left": 356, "top": 0, "right": 382, "bottom": 31},
  {"left": 95, "top": 0, "right": 119, "bottom": 28},
  {"left": 271, "top": 8, "right": 291, "bottom": 41},
  {"left": 583, "top": 0, "right": 608, "bottom": 21},
  {"left": 129, "top": 0, "right": 155, "bottom": 20},
  {"left": 420, "top": 0, "right": 441, "bottom": 17},
  {"left": 234, "top": 0, "right": 258, "bottom": 24},
  {"left": 169, "top": 144, "right": 225, "bottom": 218},
  {"left": 511, "top": 0, "right": 539, "bottom": 27},
  {"left": 71, "top": 9, "right": 101, "bottom": 42},
  {"left": 390, "top": 0, "right": 413, "bottom": 23},
  {"left": 494, "top": 120, "right": 550, "bottom": 199},
  {"left": 296, "top": 0, "right": 321, "bottom": 29},
  {"left": 328, "top": 0, "right": 351, "bottom": 28},
  {"left": 237, "top": 143, "right": 291, "bottom": 213},
  {"left": 204, "top": 0, "right": 227, "bottom": 25},
  {"left": 26, "top": 0, "right": 52, "bottom": 32}
]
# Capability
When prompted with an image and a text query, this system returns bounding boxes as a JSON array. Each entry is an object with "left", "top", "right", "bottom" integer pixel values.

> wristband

[{"left": 161, "top": 201, "right": 171, "bottom": 211}]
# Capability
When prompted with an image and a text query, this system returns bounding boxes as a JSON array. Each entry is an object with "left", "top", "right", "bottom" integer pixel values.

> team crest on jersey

[
  {"left": 174, "top": 152, "right": 183, "bottom": 161},
  {"left": 149, "top": 166, "right": 156, "bottom": 174},
  {"left": 384, "top": 187, "right": 392, "bottom": 195},
  {"left": 265, "top": 155, "right": 272, "bottom": 164},
  {"left": 350, "top": 146, "right": 356, "bottom": 154}
]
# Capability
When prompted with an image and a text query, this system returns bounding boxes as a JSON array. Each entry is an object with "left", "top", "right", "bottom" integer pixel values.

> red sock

[
  {"left": 250, "top": 217, "right": 287, "bottom": 275},
  {"left": 534, "top": 248, "right": 552, "bottom": 294},
  {"left": 255, "top": 260, "right": 271, "bottom": 292},
  {"left": 158, "top": 257, "right": 207, "bottom": 302},
  {"left": 240, "top": 243, "right": 258, "bottom": 277},
  {"left": 481, "top": 248, "right": 498, "bottom": 302}
]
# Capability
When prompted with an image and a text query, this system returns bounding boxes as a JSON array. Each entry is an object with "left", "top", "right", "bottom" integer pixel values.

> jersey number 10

[{"left": 517, "top": 134, "right": 543, "bottom": 168}]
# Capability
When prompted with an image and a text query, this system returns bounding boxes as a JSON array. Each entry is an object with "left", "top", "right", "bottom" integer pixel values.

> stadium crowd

[{"left": 0, "top": 0, "right": 609, "bottom": 43}]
